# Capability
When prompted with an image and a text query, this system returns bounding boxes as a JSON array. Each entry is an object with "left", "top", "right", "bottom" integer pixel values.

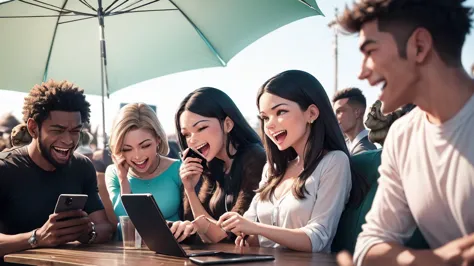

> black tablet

[
  {"left": 121, "top": 193, "right": 275, "bottom": 264},
  {"left": 189, "top": 252, "right": 275, "bottom": 265},
  {"left": 121, "top": 193, "right": 189, "bottom": 257}
]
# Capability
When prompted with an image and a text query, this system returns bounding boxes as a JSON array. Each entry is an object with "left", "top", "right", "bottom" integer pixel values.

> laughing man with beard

[{"left": 0, "top": 80, "right": 113, "bottom": 264}]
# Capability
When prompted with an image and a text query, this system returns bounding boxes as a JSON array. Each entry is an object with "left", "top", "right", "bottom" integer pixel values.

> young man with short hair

[
  {"left": 333, "top": 88, "right": 376, "bottom": 155},
  {"left": 337, "top": 0, "right": 474, "bottom": 265}
]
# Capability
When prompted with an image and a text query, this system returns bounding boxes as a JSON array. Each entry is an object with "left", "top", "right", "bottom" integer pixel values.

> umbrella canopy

[{"left": 0, "top": 0, "right": 323, "bottom": 95}]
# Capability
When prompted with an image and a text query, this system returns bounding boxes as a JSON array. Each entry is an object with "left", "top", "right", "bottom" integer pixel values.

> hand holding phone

[
  {"left": 36, "top": 209, "right": 90, "bottom": 248},
  {"left": 180, "top": 148, "right": 206, "bottom": 191},
  {"left": 180, "top": 148, "right": 207, "bottom": 169}
]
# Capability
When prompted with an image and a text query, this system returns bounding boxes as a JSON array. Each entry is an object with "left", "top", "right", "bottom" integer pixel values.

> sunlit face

[
  {"left": 358, "top": 20, "right": 417, "bottom": 113},
  {"left": 258, "top": 93, "right": 311, "bottom": 151},
  {"left": 179, "top": 111, "right": 226, "bottom": 161},
  {"left": 36, "top": 111, "right": 82, "bottom": 168},
  {"left": 333, "top": 98, "right": 357, "bottom": 134},
  {"left": 121, "top": 128, "right": 160, "bottom": 174}
]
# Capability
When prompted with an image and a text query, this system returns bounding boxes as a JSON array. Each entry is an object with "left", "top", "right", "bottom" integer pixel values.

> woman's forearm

[
  {"left": 256, "top": 223, "right": 312, "bottom": 252},
  {"left": 184, "top": 188, "right": 212, "bottom": 219},
  {"left": 185, "top": 189, "right": 227, "bottom": 242},
  {"left": 200, "top": 223, "right": 228, "bottom": 243},
  {"left": 119, "top": 179, "right": 131, "bottom": 195}
]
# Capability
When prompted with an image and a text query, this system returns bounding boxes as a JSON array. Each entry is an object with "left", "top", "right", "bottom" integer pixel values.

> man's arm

[
  {"left": 78, "top": 209, "right": 114, "bottom": 244},
  {"left": 354, "top": 126, "right": 418, "bottom": 266},
  {"left": 362, "top": 243, "right": 442, "bottom": 266},
  {"left": 0, "top": 232, "right": 34, "bottom": 257},
  {"left": 1, "top": 210, "right": 93, "bottom": 257}
]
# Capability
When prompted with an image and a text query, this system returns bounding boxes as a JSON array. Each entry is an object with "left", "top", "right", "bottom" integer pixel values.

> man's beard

[{"left": 37, "top": 132, "right": 72, "bottom": 169}]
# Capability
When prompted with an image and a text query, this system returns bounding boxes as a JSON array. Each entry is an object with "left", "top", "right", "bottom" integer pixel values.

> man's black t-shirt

[{"left": 0, "top": 146, "right": 104, "bottom": 236}]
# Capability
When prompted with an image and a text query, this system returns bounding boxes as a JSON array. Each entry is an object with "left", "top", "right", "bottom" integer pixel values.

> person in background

[
  {"left": 337, "top": 0, "right": 474, "bottom": 265},
  {"left": 0, "top": 80, "right": 114, "bottom": 261},
  {"left": 333, "top": 88, "right": 376, "bottom": 155},
  {"left": 175, "top": 87, "right": 266, "bottom": 243},
  {"left": 364, "top": 100, "right": 415, "bottom": 146},
  {"left": 75, "top": 131, "right": 94, "bottom": 160},
  {"left": 0, "top": 138, "right": 7, "bottom": 152},
  {"left": 9, "top": 123, "right": 32, "bottom": 148},
  {"left": 167, "top": 138, "right": 181, "bottom": 160},
  {"left": 105, "top": 103, "right": 192, "bottom": 242},
  {"left": 217, "top": 70, "right": 369, "bottom": 253},
  {"left": 0, "top": 113, "right": 20, "bottom": 151}
]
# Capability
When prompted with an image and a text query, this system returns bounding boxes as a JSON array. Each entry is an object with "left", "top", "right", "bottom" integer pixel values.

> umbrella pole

[{"left": 98, "top": 0, "right": 109, "bottom": 149}]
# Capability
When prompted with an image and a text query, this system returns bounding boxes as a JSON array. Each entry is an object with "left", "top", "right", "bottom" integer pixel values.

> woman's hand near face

[
  {"left": 179, "top": 149, "right": 204, "bottom": 191},
  {"left": 112, "top": 154, "right": 130, "bottom": 183}
]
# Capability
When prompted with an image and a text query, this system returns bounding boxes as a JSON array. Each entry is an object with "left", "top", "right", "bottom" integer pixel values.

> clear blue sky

[{"left": 1, "top": 0, "right": 473, "bottom": 144}]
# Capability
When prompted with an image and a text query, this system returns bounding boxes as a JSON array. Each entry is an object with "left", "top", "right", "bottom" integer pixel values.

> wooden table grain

[{"left": 4, "top": 242, "right": 337, "bottom": 266}]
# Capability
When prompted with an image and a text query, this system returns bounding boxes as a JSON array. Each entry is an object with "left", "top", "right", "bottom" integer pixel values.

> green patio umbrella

[{"left": 0, "top": 0, "right": 323, "bottom": 146}]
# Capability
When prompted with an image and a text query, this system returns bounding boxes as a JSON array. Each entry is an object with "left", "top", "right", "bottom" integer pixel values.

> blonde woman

[{"left": 105, "top": 103, "right": 194, "bottom": 242}]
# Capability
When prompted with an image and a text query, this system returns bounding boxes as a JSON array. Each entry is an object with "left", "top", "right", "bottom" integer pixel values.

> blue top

[{"left": 105, "top": 160, "right": 182, "bottom": 223}]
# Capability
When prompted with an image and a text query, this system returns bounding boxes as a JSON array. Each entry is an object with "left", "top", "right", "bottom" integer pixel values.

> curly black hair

[
  {"left": 337, "top": 0, "right": 473, "bottom": 66},
  {"left": 22, "top": 80, "right": 91, "bottom": 127}
]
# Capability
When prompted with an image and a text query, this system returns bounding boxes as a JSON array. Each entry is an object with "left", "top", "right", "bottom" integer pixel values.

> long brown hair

[{"left": 256, "top": 70, "right": 369, "bottom": 206}]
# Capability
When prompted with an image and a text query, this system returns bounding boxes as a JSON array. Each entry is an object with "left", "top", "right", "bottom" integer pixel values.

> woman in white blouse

[{"left": 217, "top": 70, "right": 369, "bottom": 253}]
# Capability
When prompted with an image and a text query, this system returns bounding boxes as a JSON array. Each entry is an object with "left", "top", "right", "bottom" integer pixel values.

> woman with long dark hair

[
  {"left": 175, "top": 87, "right": 266, "bottom": 243},
  {"left": 217, "top": 70, "right": 368, "bottom": 252}
]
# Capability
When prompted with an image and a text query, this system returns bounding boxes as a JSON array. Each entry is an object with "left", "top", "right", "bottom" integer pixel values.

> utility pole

[{"left": 328, "top": 8, "right": 339, "bottom": 94}]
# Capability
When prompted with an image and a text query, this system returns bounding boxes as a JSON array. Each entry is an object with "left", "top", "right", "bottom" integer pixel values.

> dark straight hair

[
  {"left": 175, "top": 87, "right": 261, "bottom": 154},
  {"left": 175, "top": 87, "right": 262, "bottom": 214},
  {"left": 256, "top": 70, "right": 369, "bottom": 206}
]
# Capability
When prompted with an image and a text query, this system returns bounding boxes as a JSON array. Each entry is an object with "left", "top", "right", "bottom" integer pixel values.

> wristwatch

[
  {"left": 28, "top": 229, "right": 39, "bottom": 248},
  {"left": 87, "top": 222, "right": 97, "bottom": 244}
]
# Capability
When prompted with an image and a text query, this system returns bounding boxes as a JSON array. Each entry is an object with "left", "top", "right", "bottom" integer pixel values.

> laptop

[{"left": 121, "top": 194, "right": 275, "bottom": 264}]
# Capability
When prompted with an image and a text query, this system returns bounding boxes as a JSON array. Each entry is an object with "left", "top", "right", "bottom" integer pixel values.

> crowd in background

[{"left": 1, "top": 1, "right": 474, "bottom": 266}]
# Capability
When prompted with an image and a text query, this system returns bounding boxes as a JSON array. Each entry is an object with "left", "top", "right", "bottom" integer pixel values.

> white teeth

[
  {"left": 134, "top": 160, "right": 146, "bottom": 165},
  {"left": 54, "top": 147, "right": 69, "bottom": 152},
  {"left": 375, "top": 79, "right": 386, "bottom": 87},
  {"left": 272, "top": 130, "right": 286, "bottom": 137},
  {"left": 196, "top": 143, "right": 207, "bottom": 150}
]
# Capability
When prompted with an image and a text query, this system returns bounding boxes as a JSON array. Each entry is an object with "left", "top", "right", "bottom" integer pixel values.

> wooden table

[{"left": 4, "top": 242, "right": 337, "bottom": 266}]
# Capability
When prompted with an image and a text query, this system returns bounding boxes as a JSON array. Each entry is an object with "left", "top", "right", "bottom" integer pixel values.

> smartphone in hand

[
  {"left": 181, "top": 148, "right": 207, "bottom": 170},
  {"left": 54, "top": 194, "right": 88, "bottom": 221}
]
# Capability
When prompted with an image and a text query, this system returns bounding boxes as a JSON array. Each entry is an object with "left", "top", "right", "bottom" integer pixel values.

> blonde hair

[{"left": 109, "top": 103, "right": 169, "bottom": 156}]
